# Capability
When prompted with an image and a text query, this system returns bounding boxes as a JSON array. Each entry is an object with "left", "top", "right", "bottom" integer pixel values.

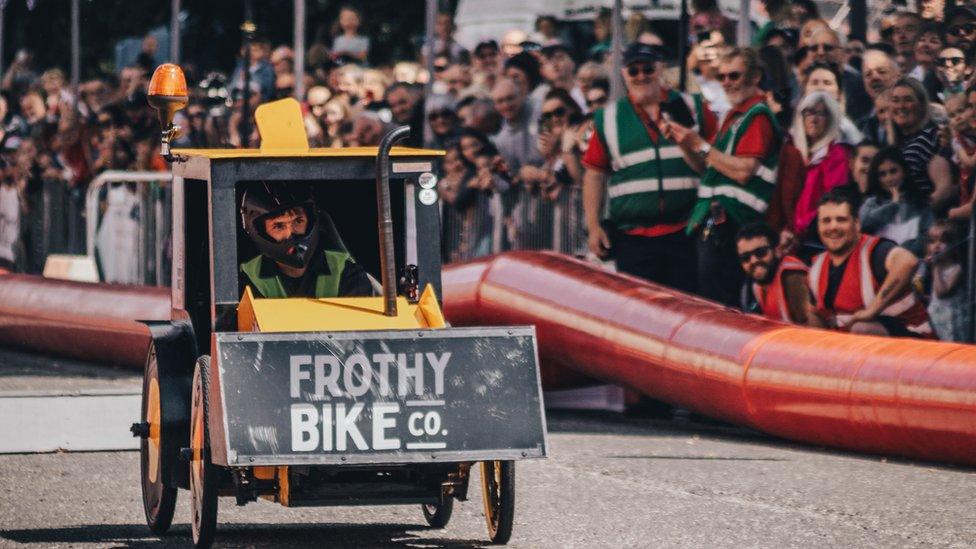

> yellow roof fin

[{"left": 255, "top": 98, "right": 309, "bottom": 153}]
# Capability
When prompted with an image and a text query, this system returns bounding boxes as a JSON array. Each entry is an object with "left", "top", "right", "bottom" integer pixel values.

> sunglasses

[
  {"left": 809, "top": 43, "right": 837, "bottom": 53},
  {"left": 939, "top": 56, "right": 967, "bottom": 67},
  {"left": 738, "top": 245, "right": 771, "bottom": 263},
  {"left": 626, "top": 63, "right": 655, "bottom": 77},
  {"left": 539, "top": 106, "right": 567, "bottom": 122},
  {"left": 434, "top": 64, "right": 448, "bottom": 73},
  {"left": 717, "top": 71, "right": 743, "bottom": 83},
  {"left": 428, "top": 110, "right": 453, "bottom": 120},
  {"left": 949, "top": 23, "right": 976, "bottom": 36},
  {"left": 801, "top": 108, "right": 829, "bottom": 118},
  {"left": 586, "top": 95, "right": 608, "bottom": 108}
]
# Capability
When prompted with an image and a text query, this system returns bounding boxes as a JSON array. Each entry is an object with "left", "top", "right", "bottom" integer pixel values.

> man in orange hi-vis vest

[
  {"left": 808, "top": 190, "right": 934, "bottom": 338},
  {"left": 735, "top": 222, "right": 810, "bottom": 324}
]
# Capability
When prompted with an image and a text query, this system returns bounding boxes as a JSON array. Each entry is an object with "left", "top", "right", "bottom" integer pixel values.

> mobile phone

[{"left": 661, "top": 96, "right": 696, "bottom": 128}]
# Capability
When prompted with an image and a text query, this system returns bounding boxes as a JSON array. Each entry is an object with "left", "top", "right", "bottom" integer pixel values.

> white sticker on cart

[
  {"left": 418, "top": 172, "right": 437, "bottom": 189},
  {"left": 392, "top": 162, "right": 432, "bottom": 173},
  {"left": 418, "top": 189, "right": 438, "bottom": 206}
]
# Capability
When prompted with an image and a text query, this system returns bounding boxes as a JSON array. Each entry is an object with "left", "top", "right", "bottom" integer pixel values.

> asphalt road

[
  {"left": 0, "top": 349, "right": 974, "bottom": 548},
  {"left": 1, "top": 412, "right": 975, "bottom": 548}
]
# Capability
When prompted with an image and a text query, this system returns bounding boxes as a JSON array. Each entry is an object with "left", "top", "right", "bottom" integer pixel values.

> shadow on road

[{"left": 0, "top": 522, "right": 490, "bottom": 548}]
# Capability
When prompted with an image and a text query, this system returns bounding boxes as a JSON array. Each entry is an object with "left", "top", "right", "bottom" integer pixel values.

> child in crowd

[
  {"left": 331, "top": 6, "right": 370, "bottom": 64},
  {"left": 859, "top": 147, "right": 934, "bottom": 257},
  {"left": 946, "top": 94, "right": 976, "bottom": 185},
  {"left": 921, "top": 220, "right": 968, "bottom": 341},
  {"left": 846, "top": 140, "right": 880, "bottom": 200}
]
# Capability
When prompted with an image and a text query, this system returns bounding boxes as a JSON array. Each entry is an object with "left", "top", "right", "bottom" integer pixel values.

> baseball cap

[
  {"left": 541, "top": 42, "right": 572, "bottom": 58},
  {"left": 948, "top": 5, "right": 976, "bottom": 23},
  {"left": 475, "top": 39, "right": 499, "bottom": 54},
  {"left": 622, "top": 42, "right": 661, "bottom": 66}
]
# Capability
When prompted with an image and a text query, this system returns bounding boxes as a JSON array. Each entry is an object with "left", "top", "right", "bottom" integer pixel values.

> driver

[{"left": 239, "top": 182, "right": 372, "bottom": 298}]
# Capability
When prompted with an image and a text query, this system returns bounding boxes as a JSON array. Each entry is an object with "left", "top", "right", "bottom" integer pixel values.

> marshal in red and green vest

[
  {"left": 593, "top": 90, "right": 708, "bottom": 230},
  {"left": 688, "top": 101, "right": 781, "bottom": 230}
]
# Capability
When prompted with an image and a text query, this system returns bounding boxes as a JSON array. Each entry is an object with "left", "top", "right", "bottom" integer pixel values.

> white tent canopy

[{"left": 454, "top": 0, "right": 765, "bottom": 49}]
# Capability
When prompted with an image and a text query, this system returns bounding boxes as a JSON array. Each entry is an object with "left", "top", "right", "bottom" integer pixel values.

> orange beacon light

[{"left": 147, "top": 63, "right": 189, "bottom": 161}]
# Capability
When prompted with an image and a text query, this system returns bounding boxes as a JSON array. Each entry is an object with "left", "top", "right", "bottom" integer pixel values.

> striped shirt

[{"left": 900, "top": 123, "right": 941, "bottom": 196}]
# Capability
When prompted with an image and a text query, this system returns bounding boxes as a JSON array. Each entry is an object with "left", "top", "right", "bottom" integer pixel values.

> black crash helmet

[{"left": 240, "top": 182, "right": 320, "bottom": 269}]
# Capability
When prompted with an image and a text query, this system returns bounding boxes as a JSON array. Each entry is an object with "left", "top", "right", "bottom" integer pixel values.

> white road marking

[{"left": 0, "top": 390, "right": 140, "bottom": 453}]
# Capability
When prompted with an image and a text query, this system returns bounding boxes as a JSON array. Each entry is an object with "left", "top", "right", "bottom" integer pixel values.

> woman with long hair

[
  {"left": 859, "top": 146, "right": 934, "bottom": 256},
  {"left": 790, "top": 91, "right": 851, "bottom": 238},
  {"left": 888, "top": 77, "right": 955, "bottom": 210}
]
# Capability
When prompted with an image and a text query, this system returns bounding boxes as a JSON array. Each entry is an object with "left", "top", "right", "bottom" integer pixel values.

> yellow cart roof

[
  {"left": 172, "top": 99, "right": 442, "bottom": 161},
  {"left": 171, "top": 146, "right": 444, "bottom": 160}
]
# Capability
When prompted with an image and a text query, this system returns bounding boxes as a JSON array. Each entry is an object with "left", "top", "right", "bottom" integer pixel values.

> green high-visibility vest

[
  {"left": 240, "top": 249, "right": 350, "bottom": 298},
  {"left": 593, "top": 92, "right": 705, "bottom": 230},
  {"left": 688, "top": 101, "right": 781, "bottom": 231}
]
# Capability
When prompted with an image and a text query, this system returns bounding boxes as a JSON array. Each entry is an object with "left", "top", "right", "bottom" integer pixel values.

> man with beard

[
  {"left": 664, "top": 47, "right": 781, "bottom": 306},
  {"left": 946, "top": 7, "right": 976, "bottom": 57},
  {"left": 736, "top": 222, "right": 810, "bottom": 324},
  {"left": 808, "top": 190, "right": 933, "bottom": 337},
  {"left": 582, "top": 42, "right": 716, "bottom": 291}
]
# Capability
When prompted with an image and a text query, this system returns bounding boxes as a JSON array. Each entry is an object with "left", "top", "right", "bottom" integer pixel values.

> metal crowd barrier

[
  {"left": 441, "top": 185, "right": 587, "bottom": 263},
  {"left": 20, "top": 178, "right": 87, "bottom": 273},
  {"left": 84, "top": 171, "right": 173, "bottom": 286}
]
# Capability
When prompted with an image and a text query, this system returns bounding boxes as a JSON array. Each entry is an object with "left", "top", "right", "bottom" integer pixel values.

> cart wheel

[
  {"left": 189, "top": 356, "right": 218, "bottom": 549},
  {"left": 481, "top": 460, "right": 515, "bottom": 544},
  {"left": 139, "top": 343, "right": 177, "bottom": 535},
  {"left": 422, "top": 494, "right": 454, "bottom": 528}
]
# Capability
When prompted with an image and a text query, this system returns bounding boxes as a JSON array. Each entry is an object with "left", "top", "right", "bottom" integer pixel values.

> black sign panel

[{"left": 212, "top": 327, "right": 546, "bottom": 466}]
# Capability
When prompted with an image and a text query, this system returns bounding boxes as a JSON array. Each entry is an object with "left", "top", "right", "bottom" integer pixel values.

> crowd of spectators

[{"left": 1, "top": 2, "right": 975, "bottom": 342}]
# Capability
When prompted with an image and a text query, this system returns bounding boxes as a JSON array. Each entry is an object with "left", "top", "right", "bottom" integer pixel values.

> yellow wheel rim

[
  {"left": 190, "top": 369, "right": 205, "bottom": 506},
  {"left": 481, "top": 461, "right": 501, "bottom": 535},
  {"left": 147, "top": 377, "right": 161, "bottom": 483}
]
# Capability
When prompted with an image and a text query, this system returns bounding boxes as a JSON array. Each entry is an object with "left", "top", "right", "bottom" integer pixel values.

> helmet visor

[{"left": 254, "top": 202, "right": 316, "bottom": 244}]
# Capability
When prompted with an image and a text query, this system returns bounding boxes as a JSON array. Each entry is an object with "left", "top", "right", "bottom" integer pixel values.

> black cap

[
  {"left": 948, "top": 5, "right": 976, "bottom": 23},
  {"left": 475, "top": 39, "right": 499, "bottom": 54},
  {"left": 622, "top": 42, "right": 661, "bottom": 66},
  {"left": 541, "top": 42, "right": 572, "bottom": 58}
]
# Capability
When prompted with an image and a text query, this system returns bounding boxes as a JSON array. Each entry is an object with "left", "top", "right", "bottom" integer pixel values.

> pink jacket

[{"left": 793, "top": 142, "right": 851, "bottom": 236}]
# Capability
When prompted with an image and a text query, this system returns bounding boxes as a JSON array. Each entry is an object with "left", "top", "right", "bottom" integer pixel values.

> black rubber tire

[
  {"left": 190, "top": 356, "right": 219, "bottom": 549},
  {"left": 422, "top": 495, "right": 454, "bottom": 528},
  {"left": 139, "top": 342, "right": 177, "bottom": 536},
  {"left": 481, "top": 460, "right": 515, "bottom": 544}
]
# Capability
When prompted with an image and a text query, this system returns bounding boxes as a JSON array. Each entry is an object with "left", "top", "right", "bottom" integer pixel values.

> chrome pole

[
  {"left": 610, "top": 0, "right": 624, "bottom": 100},
  {"left": 71, "top": 0, "right": 80, "bottom": 88},
  {"left": 294, "top": 0, "right": 306, "bottom": 100},
  {"left": 170, "top": 0, "right": 181, "bottom": 62}
]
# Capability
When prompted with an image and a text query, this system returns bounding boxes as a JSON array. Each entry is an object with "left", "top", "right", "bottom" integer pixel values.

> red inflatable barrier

[
  {"left": 443, "top": 252, "right": 976, "bottom": 466},
  {"left": 0, "top": 274, "right": 170, "bottom": 368},
  {"left": 2, "top": 252, "right": 975, "bottom": 466}
]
